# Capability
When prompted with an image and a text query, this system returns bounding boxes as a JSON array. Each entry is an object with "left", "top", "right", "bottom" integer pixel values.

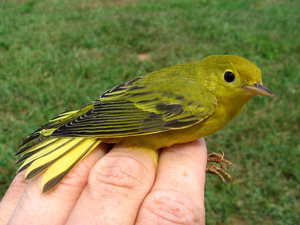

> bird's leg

[{"left": 206, "top": 150, "right": 234, "bottom": 184}]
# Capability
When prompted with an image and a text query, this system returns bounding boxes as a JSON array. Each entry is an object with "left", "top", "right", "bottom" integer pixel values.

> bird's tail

[{"left": 15, "top": 137, "right": 101, "bottom": 193}]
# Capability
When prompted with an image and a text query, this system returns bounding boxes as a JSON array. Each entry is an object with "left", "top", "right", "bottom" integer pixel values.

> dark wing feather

[
  {"left": 19, "top": 104, "right": 94, "bottom": 149},
  {"left": 52, "top": 65, "right": 217, "bottom": 138}
]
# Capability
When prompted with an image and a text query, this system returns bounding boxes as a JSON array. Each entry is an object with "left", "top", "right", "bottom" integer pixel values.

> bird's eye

[{"left": 224, "top": 71, "right": 235, "bottom": 82}]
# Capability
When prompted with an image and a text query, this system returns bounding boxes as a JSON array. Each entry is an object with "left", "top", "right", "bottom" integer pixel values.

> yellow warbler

[{"left": 15, "top": 55, "right": 274, "bottom": 193}]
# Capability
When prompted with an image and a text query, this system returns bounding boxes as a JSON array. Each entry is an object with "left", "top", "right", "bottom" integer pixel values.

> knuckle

[
  {"left": 57, "top": 160, "right": 92, "bottom": 191},
  {"left": 91, "top": 155, "right": 152, "bottom": 195},
  {"left": 142, "top": 190, "right": 203, "bottom": 225}
]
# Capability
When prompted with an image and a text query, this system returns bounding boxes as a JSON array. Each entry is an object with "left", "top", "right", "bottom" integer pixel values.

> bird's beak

[{"left": 245, "top": 82, "right": 275, "bottom": 97}]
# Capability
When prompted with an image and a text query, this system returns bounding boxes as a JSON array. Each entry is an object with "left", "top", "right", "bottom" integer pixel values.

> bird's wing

[{"left": 51, "top": 68, "right": 217, "bottom": 138}]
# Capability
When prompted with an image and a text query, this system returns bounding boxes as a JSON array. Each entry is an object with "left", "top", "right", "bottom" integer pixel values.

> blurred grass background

[{"left": 0, "top": 0, "right": 299, "bottom": 224}]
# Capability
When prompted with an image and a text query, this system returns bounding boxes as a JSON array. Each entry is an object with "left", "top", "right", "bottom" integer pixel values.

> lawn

[{"left": 0, "top": 0, "right": 299, "bottom": 224}]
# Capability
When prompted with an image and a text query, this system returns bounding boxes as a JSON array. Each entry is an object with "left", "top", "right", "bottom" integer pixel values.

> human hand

[{"left": 0, "top": 138, "right": 207, "bottom": 225}]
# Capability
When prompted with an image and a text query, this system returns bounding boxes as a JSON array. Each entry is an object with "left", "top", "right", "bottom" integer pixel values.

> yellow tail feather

[
  {"left": 24, "top": 138, "right": 84, "bottom": 179},
  {"left": 18, "top": 137, "right": 101, "bottom": 193},
  {"left": 17, "top": 138, "right": 72, "bottom": 172},
  {"left": 22, "top": 138, "right": 60, "bottom": 156},
  {"left": 41, "top": 138, "right": 101, "bottom": 193}
]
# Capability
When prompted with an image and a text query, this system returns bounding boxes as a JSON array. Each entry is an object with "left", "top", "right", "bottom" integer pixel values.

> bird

[{"left": 15, "top": 55, "right": 274, "bottom": 193}]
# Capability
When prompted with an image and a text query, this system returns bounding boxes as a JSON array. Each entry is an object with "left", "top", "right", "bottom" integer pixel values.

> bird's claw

[{"left": 206, "top": 150, "right": 234, "bottom": 184}]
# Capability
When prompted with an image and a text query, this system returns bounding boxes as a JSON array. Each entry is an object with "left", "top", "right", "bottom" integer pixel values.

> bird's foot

[{"left": 206, "top": 150, "right": 234, "bottom": 184}]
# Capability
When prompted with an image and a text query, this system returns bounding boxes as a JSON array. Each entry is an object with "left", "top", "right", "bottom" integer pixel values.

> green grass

[{"left": 0, "top": 0, "right": 299, "bottom": 224}]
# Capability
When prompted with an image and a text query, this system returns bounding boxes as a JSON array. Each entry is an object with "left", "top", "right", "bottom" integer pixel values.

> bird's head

[{"left": 199, "top": 55, "right": 274, "bottom": 103}]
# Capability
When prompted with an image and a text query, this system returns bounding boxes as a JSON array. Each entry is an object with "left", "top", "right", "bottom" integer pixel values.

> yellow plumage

[{"left": 15, "top": 55, "right": 274, "bottom": 193}]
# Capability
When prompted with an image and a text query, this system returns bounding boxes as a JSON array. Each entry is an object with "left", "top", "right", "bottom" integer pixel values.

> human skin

[{"left": 0, "top": 138, "right": 207, "bottom": 225}]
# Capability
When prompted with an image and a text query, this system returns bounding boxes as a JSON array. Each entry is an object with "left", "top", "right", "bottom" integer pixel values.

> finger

[
  {"left": 66, "top": 145, "right": 157, "bottom": 225},
  {"left": 136, "top": 138, "right": 207, "bottom": 225},
  {"left": 7, "top": 143, "right": 108, "bottom": 225},
  {"left": 0, "top": 171, "right": 29, "bottom": 225}
]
